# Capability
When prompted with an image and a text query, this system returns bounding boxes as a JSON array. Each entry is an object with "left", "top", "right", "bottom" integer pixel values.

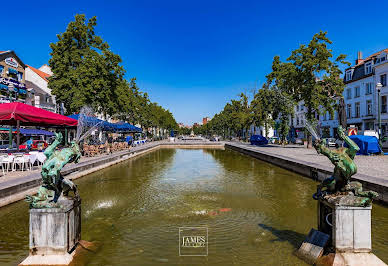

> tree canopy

[{"left": 49, "top": 14, "right": 177, "bottom": 135}]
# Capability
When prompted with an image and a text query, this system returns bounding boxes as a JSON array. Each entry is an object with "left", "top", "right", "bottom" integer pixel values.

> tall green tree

[
  {"left": 267, "top": 31, "right": 349, "bottom": 147},
  {"left": 49, "top": 14, "right": 126, "bottom": 117}
]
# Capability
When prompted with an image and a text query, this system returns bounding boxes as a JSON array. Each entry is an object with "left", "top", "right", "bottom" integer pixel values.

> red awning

[{"left": 0, "top": 102, "right": 78, "bottom": 127}]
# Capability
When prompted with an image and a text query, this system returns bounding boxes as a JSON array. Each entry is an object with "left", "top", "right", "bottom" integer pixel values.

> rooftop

[{"left": 26, "top": 65, "right": 51, "bottom": 82}]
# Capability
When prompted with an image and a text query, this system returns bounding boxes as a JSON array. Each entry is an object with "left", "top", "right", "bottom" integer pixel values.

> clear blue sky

[{"left": 2, "top": 0, "right": 387, "bottom": 125}]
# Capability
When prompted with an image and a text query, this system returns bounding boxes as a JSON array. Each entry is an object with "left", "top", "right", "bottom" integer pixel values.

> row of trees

[
  {"left": 200, "top": 31, "right": 349, "bottom": 146},
  {"left": 48, "top": 14, "right": 178, "bottom": 134}
]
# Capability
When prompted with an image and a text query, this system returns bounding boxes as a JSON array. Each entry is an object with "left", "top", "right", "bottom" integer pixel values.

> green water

[{"left": 0, "top": 148, "right": 387, "bottom": 265}]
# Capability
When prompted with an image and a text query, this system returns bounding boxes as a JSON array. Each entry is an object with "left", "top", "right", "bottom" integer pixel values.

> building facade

[
  {"left": 317, "top": 49, "right": 388, "bottom": 139},
  {"left": 25, "top": 64, "right": 56, "bottom": 112},
  {"left": 0, "top": 51, "right": 28, "bottom": 103}
]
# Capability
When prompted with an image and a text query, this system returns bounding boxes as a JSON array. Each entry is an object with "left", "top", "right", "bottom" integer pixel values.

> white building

[
  {"left": 292, "top": 101, "right": 307, "bottom": 138},
  {"left": 321, "top": 49, "right": 388, "bottom": 137},
  {"left": 25, "top": 64, "right": 57, "bottom": 112}
]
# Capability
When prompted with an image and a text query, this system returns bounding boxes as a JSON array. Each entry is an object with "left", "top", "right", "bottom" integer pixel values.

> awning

[
  {"left": 20, "top": 128, "right": 54, "bottom": 136},
  {"left": 0, "top": 102, "right": 78, "bottom": 127},
  {"left": 0, "top": 127, "right": 54, "bottom": 136},
  {"left": 68, "top": 114, "right": 114, "bottom": 131},
  {"left": 113, "top": 122, "right": 142, "bottom": 133}
]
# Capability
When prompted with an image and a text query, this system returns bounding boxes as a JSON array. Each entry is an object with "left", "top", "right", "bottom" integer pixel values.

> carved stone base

[
  {"left": 19, "top": 252, "right": 75, "bottom": 266},
  {"left": 19, "top": 197, "right": 81, "bottom": 265},
  {"left": 318, "top": 196, "right": 372, "bottom": 252},
  {"left": 316, "top": 252, "right": 387, "bottom": 266}
]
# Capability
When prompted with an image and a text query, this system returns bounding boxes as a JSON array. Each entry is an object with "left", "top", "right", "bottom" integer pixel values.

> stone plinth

[
  {"left": 20, "top": 197, "right": 81, "bottom": 266},
  {"left": 318, "top": 195, "right": 371, "bottom": 253}
]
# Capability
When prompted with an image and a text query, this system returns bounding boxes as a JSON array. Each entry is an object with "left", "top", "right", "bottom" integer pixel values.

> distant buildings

[{"left": 202, "top": 117, "right": 211, "bottom": 125}]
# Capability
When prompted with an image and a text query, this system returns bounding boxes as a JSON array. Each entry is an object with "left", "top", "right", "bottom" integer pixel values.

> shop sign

[
  {"left": 5, "top": 57, "right": 19, "bottom": 68},
  {"left": 0, "top": 77, "right": 26, "bottom": 89}
]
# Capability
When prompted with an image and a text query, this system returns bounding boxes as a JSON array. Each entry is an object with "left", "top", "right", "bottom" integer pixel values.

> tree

[
  {"left": 267, "top": 31, "right": 349, "bottom": 147},
  {"left": 49, "top": 14, "right": 126, "bottom": 117},
  {"left": 251, "top": 85, "right": 276, "bottom": 137}
]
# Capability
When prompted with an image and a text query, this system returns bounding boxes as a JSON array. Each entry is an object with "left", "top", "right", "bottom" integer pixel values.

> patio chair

[
  {"left": 23, "top": 155, "right": 32, "bottom": 171},
  {"left": 13, "top": 154, "right": 27, "bottom": 171},
  {"left": 1, "top": 155, "right": 13, "bottom": 173},
  {"left": 0, "top": 156, "right": 6, "bottom": 176}
]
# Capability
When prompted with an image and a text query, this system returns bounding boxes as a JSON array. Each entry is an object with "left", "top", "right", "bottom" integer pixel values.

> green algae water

[{"left": 0, "top": 148, "right": 387, "bottom": 265}]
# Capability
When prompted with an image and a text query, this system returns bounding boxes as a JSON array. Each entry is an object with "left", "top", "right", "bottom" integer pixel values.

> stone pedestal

[
  {"left": 318, "top": 198, "right": 371, "bottom": 252},
  {"left": 315, "top": 195, "right": 387, "bottom": 266},
  {"left": 19, "top": 197, "right": 81, "bottom": 266}
]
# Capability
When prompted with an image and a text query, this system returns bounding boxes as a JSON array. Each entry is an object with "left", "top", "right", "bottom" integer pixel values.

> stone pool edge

[
  {"left": 225, "top": 142, "right": 388, "bottom": 205},
  {"left": 0, "top": 141, "right": 224, "bottom": 208},
  {"left": 1, "top": 140, "right": 387, "bottom": 208}
]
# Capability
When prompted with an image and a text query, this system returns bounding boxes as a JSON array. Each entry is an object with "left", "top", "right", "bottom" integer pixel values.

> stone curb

[
  {"left": 225, "top": 142, "right": 388, "bottom": 205},
  {"left": 0, "top": 141, "right": 223, "bottom": 208}
]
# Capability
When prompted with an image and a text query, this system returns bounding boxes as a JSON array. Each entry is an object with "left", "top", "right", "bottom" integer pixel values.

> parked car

[
  {"left": 294, "top": 138, "right": 304, "bottom": 145},
  {"left": 19, "top": 140, "right": 48, "bottom": 151},
  {"left": 250, "top": 135, "right": 268, "bottom": 146}
]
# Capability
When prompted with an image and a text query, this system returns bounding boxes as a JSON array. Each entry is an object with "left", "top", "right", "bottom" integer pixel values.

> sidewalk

[
  {"left": 228, "top": 142, "right": 388, "bottom": 179},
  {"left": 226, "top": 142, "right": 388, "bottom": 203}
]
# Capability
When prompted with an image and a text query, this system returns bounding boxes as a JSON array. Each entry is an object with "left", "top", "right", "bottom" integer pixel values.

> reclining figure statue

[
  {"left": 312, "top": 126, "right": 378, "bottom": 203},
  {"left": 26, "top": 132, "right": 81, "bottom": 208}
]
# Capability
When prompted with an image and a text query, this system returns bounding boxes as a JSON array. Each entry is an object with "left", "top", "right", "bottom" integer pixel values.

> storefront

[{"left": 0, "top": 51, "right": 27, "bottom": 103}]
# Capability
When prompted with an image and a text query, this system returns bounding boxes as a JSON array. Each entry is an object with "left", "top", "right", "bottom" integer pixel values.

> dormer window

[
  {"left": 365, "top": 62, "right": 372, "bottom": 74},
  {"left": 346, "top": 70, "right": 352, "bottom": 81}
]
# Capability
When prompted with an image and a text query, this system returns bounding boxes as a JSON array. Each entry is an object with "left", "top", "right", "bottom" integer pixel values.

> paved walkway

[{"left": 229, "top": 142, "right": 388, "bottom": 179}]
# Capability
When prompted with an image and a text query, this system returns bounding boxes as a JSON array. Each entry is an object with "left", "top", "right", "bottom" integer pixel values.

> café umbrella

[{"left": 0, "top": 102, "right": 77, "bottom": 150}]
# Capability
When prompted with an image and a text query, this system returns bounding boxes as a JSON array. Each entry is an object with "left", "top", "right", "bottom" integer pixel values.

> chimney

[{"left": 356, "top": 51, "right": 363, "bottom": 65}]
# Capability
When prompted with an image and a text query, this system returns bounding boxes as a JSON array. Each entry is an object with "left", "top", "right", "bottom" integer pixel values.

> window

[
  {"left": 365, "top": 62, "right": 372, "bottom": 74},
  {"left": 367, "top": 100, "right": 372, "bottom": 115},
  {"left": 346, "top": 88, "right": 352, "bottom": 99},
  {"left": 17, "top": 72, "right": 23, "bottom": 82},
  {"left": 347, "top": 104, "right": 352, "bottom": 118},
  {"left": 382, "top": 96, "right": 387, "bottom": 114},
  {"left": 354, "top": 87, "right": 360, "bottom": 97},
  {"left": 366, "top": 82, "right": 373, "bottom": 95},
  {"left": 300, "top": 105, "right": 304, "bottom": 111},
  {"left": 380, "top": 74, "right": 387, "bottom": 87},
  {"left": 323, "top": 113, "right": 327, "bottom": 121},
  {"left": 329, "top": 112, "right": 334, "bottom": 120},
  {"left": 296, "top": 105, "right": 299, "bottom": 112},
  {"left": 365, "top": 122, "right": 374, "bottom": 130},
  {"left": 355, "top": 102, "right": 360, "bottom": 118},
  {"left": 346, "top": 71, "right": 352, "bottom": 81},
  {"left": 296, "top": 117, "right": 299, "bottom": 125}
]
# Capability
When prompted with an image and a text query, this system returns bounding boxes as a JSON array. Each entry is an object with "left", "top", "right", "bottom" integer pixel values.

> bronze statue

[
  {"left": 26, "top": 133, "right": 81, "bottom": 208},
  {"left": 312, "top": 126, "right": 378, "bottom": 204}
]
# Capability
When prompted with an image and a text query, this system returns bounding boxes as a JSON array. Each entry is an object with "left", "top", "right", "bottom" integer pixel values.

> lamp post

[{"left": 376, "top": 82, "right": 383, "bottom": 145}]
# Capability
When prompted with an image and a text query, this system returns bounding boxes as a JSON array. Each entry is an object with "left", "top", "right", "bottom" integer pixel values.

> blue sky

[{"left": 3, "top": 0, "right": 388, "bottom": 124}]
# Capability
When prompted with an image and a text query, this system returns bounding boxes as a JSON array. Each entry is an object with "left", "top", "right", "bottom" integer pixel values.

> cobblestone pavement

[{"left": 231, "top": 142, "right": 388, "bottom": 180}]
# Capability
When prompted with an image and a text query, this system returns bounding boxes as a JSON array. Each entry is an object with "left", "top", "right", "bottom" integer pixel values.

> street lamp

[{"left": 376, "top": 82, "right": 383, "bottom": 142}]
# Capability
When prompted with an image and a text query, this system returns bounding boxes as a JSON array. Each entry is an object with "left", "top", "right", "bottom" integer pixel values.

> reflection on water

[{"left": 0, "top": 148, "right": 387, "bottom": 265}]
